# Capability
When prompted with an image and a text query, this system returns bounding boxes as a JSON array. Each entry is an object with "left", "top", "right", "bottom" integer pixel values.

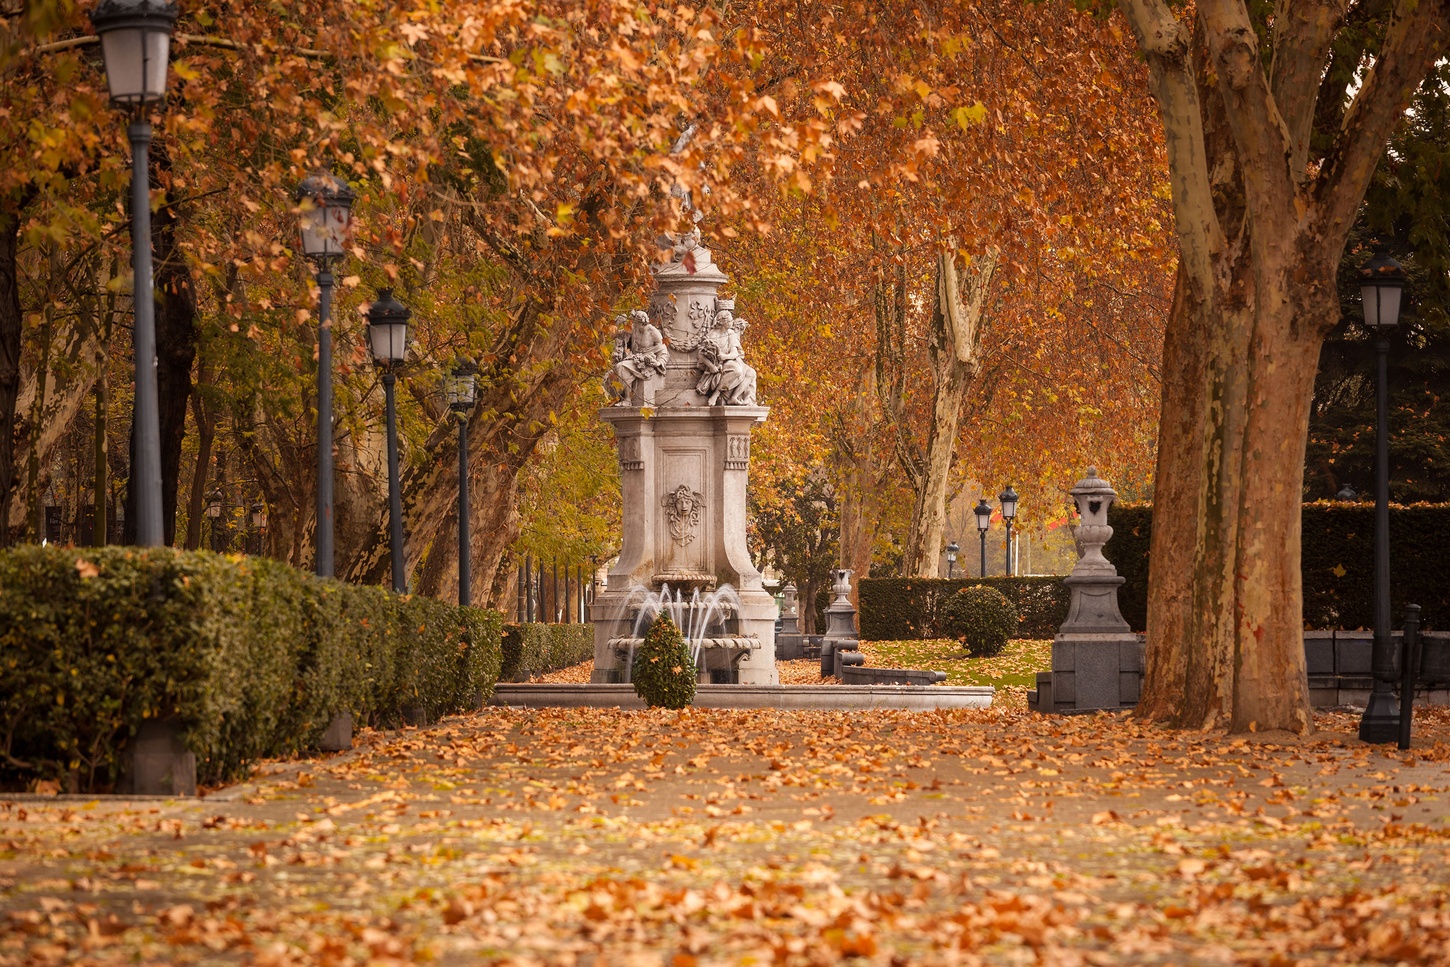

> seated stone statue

[
  {"left": 696, "top": 308, "right": 757, "bottom": 405},
  {"left": 607, "top": 310, "right": 669, "bottom": 405}
]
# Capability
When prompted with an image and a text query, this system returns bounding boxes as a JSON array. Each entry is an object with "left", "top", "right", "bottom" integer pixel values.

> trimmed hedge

[
  {"left": 861, "top": 505, "right": 1450, "bottom": 640},
  {"left": 1108, "top": 502, "right": 1450, "bottom": 632},
  {"left": 0, "top": 545, "right": 503, "bottom": 792},
  {"left": 858, "top": 577, "right": 1070, "bottom": 641},
  {"left": 500, "top": 623, "right": 594, "bottom": 682}
]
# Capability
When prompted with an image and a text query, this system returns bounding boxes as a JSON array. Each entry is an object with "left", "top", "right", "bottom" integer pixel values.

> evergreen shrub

[
  {"left": 0, "top": 545, "right": 503, "bottom": 792},
  {"left": 631, "top": 613, "right": 696, "bottom": 709},
  {"left": 941, "top": 585, "right": 1019, "bottom": 657},
  {"left": 501, "top": 623, "right": 595, "bottom": 681}
]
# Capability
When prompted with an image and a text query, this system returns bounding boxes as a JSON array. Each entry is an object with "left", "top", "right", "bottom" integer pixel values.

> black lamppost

[
  {"left": 367, "top": 289, "right": 411, "bottom": 593},
  {"left": 249, "top": 500, "right": 266, "bottom": 555},
  {"left": 999, "top": 486, "right": 1019, "bottom": 577},
  {"left": 945, "top": 540, "right": 960, "bottom": 580},
  {"left": 294, "top": 172, "right": 355, "bottom": 577},
  {"left": 446, "top": 358, "right": 477, "bottom": 606},
  {"left": 205, "top": 488, "right": 223, "bottom": 551},
  {"left": 1357, "top": 240, "right": 1407, "bottom": 744},
  {"left": 973, "top": 499, "right": 992, "bottom": 577},
  {"left": 90, "top": 0, "right": 177, "bottom": 547}
]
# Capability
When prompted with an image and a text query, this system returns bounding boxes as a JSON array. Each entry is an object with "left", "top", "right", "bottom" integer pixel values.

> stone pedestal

[
  {"left": 1029, "top": 468, "right": 1144, "bottom": 713},
  {"left": 590, "top": 235, "right": 775, "bottom": 685}
]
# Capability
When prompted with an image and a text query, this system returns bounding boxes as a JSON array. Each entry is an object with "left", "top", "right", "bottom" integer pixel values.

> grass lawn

[{"left": 859, "top": 637, "right": 1050, "bottom": 689}]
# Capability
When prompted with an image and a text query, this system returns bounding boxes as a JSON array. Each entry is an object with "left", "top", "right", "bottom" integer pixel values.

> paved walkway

[{"left": 2, "top": 705, "right": 1449, "bottom": 965}]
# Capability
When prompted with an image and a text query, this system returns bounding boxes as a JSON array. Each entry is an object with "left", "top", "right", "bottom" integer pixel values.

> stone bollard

[{"left": 1029, "top": 468, "right": 1145, "bottom": 713}]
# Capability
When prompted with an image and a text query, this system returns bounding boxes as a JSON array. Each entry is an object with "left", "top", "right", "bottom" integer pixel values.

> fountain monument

[{"left": 589, "top": 231, "right": 779, "bottom": 685}]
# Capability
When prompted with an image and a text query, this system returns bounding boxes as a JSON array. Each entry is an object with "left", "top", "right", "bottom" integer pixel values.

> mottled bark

[
  {"left": 1122, "top": 0, "right": 1447, "bottom": 731},
  {"left": 905, "top": 248, "right": 997, "bottom": 577},
  {"left": 0, "top": 187, "right": 34, "bottom": 545}
]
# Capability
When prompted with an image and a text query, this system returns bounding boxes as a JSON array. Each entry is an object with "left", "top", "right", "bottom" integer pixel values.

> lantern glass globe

[{"left": 90, "top": 0, "right": 178, "bottom": 105}]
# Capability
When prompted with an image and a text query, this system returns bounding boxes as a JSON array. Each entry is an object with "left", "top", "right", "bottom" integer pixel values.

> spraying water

[{"left": 613, "top": 583, "right": 744, "bottom": 680}]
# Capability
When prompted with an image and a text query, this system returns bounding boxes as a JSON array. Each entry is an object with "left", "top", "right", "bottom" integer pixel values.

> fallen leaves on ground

[{"left": 3, "top": 705, "right": 1450, "bottom": 965}]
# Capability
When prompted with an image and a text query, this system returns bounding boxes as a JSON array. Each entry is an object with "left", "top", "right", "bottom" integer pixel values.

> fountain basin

[{"left": 490, "top": 684, "right": 996, "bottom": 711}]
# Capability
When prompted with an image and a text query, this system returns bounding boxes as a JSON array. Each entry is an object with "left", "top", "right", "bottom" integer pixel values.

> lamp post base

[{"left": 1358, "top": 689, "right": 1401, "bottom": 743}]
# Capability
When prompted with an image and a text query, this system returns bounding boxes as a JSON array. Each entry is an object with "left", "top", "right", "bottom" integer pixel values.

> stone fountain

[{"left": 589, "top": 232, "right": 778, "bottom": 685}]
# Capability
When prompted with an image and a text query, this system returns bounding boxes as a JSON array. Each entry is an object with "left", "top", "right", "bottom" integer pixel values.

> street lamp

[
  {"left": 90, "top": 0, "right": 178, "bottom": 548},
  {"left": 367, "top": 289, "right": 411, "bottom": 594},
  {"left": 249, "top": 500, "right": 266, "bottom": 555},
  {"left": 294, "top": 171, "right": 355, "bottom": 578},
  {"left": 446, "top": 358, "right": 478, "bottom": 607},
  {"left": 204, "top": 487, "right": 223, "bottom": 551},
  {"left": 974, "top": 498, "right": 992, "bottom": 577},
  {"left": 1357, "top": 240, "right": 1407, "bottom": 744},
  {"left": 999, "top": 485, "right": 1019, "bottom": 577},
  {"left": 945, "top": 540, "right": 960, "bottom": 580}
]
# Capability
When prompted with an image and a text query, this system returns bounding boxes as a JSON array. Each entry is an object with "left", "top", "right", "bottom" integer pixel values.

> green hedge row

[
  {"left": 0, "top": 545, "right": 503, "bottom": 792},
  {"left": 1108, "top": 503, "right": 1450, "bottom": 632},
  {"left": 858, "top": 577, "right": 1070, "bottom": 641},
  {"left": 500, "top": 623, "right": 594, "bottom": 681},
  {"left": 860, "top": 506, "right": 1450, "bottom": 640}
]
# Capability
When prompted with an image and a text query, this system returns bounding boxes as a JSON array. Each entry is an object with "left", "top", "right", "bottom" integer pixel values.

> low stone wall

[{"left": 841, "top": 666, "right": 947, "bottom": 686}]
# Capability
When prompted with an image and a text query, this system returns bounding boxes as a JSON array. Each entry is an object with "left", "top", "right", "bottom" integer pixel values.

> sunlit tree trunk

[{"left": 904, "top": 248, "right": 997, "bottom": 577}]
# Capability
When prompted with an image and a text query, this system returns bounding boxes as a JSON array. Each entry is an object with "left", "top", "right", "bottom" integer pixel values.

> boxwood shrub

[
  {"left": 500, "top": 623, "right": 594, "bottom": 681},
  {"left": 941, "top": 585, "right": 1019, "bottom": 657},
  {"left": 0, "top": 545, "right": 503, "bottom": 792},
  {"left": 631, "top": 614, "right": 696, "bottom": 709}
]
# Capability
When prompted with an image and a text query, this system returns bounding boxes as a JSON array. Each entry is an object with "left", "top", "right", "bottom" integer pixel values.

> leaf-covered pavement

[{"left": 3, "top": 705, "right": 1450, "bottom": 965}]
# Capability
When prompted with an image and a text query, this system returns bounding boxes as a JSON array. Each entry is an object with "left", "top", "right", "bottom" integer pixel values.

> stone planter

[
  {"left": 318, "top": 712, "right": 353, "bottom": 752},
  {"left": 123, "top": 717, "right": 196, "bottom": 796}
]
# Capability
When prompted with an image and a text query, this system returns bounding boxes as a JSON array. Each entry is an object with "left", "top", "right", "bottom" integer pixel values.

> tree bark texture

[
  {"left": 905, "top": 248, "right": 998, "bottom": 578},
  {"left": 1121, "top": 0, "right": 1449, "bottom": 732},
  {"left": 0, "top": 189, "right": 34, "bottom": 546},
  {"left": 183, "top": 363, "right": 215, "bottom": 552}
]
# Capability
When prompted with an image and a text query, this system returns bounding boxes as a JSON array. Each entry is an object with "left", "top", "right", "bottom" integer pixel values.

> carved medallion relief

[{"left": 662, "top": 485, "right": 705, "bottom": 547}]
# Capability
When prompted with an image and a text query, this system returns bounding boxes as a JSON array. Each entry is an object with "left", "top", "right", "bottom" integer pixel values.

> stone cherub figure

[
  {"left": 607, "top": 309, "right": 670, "bottom": 405},
  {"left": 695, "top": 301, "right": 757, "bottom": 405}
]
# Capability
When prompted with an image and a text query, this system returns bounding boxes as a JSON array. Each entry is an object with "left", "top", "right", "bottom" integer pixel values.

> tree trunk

[
  {"left": 1121, "top": 0, "right": 1446, "bottom": 732},
  {"left": 182, "top": 376, "right": 214, "bottom": 551},
  {"left": 905, "top": 247, "right": 997, "bottom": 577},
  {"left": 0, "top": 187, "right": 35, "bottom": 546}
]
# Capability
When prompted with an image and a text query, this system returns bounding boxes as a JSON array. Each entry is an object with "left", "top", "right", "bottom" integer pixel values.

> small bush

[
  {"left": 631, "top": 614, "right": 696, "bottom": 709},
  {"left": 941, "top": 586, "right": 1019, "bottom": 657}
]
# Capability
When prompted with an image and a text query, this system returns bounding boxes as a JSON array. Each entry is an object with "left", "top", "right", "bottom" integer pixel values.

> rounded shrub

[
  {"left": 631, "top": 613, "right": 697, "bottom": 709},
  {"left": 941, "top": 585, "right": 1019, "bottom": 657}
]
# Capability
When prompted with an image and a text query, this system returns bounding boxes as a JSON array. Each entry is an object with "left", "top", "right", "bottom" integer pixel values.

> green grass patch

[{"left": 859, "top": 638, "right": 1050, "bottom": 688}]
